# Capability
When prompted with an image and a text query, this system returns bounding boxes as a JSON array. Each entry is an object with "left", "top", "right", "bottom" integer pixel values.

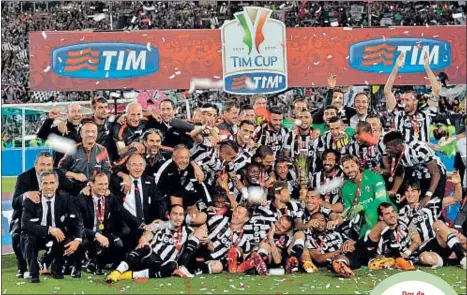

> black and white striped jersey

[
  {"left": 399, "top": 141, "right": 446, "bottom": 179},
  {"left": 346, "top": 138, "right": 385, "bottom": 170},
  {"left": 150, "top": 226, "right": 193, "bottom": 262},
  {"left": 399, "top": 197, "right": 441, "bottom": 248},
  {"left": 268, "top": 200, "right": 304, "bottom": 221},
  {"left": 244, "top": 205, "right": 277, "bottom": 248},
  {"left": 314, "top": 131, "right": 350, "bottom": 155},
  {"left": 376, "top": 219, "right": 413, "bottom": 256},
  {"left": 255, "top": 125, "right": 288, "bottom": 156},
  {"left": 283, "top": 130, "right": 319, "bottom": 174},
  {"left": 310, "top": 169, "right": 344, "bottom": 205},
  {"left": 392, "top": 103, "right": 438, "bottom": 143},
  {"left": 206, "top": 212, "right": 251, "bottom": 259},
  {"left": 306, "top": 231, "right": 346, "bottom": 253}
]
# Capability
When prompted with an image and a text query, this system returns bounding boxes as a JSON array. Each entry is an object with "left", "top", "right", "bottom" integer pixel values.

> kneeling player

[{"left": 106, "top": 205, "right": 206, "bottom": 282}]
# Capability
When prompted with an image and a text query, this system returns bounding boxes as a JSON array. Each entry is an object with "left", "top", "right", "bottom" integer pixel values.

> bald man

[{"left": 37, "top": 103, "right": 83, "bottom": 166}]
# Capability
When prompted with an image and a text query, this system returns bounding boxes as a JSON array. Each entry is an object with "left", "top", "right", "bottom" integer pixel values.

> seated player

[
  {"left": 399, "top": 179, "right": 466, "bottom": 269},
  {"left": 105, "top": 205, "right": 207, "bottom": 283},
  {"left": 366, "top": 203, "right": 421, "bottom": 271}
]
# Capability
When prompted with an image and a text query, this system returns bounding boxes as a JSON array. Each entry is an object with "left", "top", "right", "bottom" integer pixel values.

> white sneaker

[
  {"left": 174, "top": 266, "right": 194, "bottom": 278},
  {"left": 460, "top": 257, "right": 466, "bottom": 270}
]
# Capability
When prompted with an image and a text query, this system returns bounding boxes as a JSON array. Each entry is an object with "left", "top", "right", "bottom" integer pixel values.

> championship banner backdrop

[{"left": 29, "top": 22, "right": 466, "bottom": 91}]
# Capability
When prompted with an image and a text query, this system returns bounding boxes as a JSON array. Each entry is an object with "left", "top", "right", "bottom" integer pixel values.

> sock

[
  {"left": 132, "top": 269, "right": 148, "bottom": 279},
  {"left": 150, "top": 261, "right": 177, "bottom": 278},
  {"left": 446, "top": 233, "right": 466, "bottom": 260},
  {"left": 290, "top": 239, "right": 304, "bottom": 259},
  {"left": 178, "top": 237, "right": 199, "bottom": 266},
  {"left": 116, "top": 261, "right": 129, "bottom": 274}
]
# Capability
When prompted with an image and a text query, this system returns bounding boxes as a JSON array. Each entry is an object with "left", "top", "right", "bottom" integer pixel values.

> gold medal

[{"left": 99, "top": 223, "right": 104, "bottom": 230}]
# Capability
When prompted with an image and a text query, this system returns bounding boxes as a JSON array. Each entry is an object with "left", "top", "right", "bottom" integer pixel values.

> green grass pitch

[{"left": 1, "top": 254, "right": 466, "bottom": 294}]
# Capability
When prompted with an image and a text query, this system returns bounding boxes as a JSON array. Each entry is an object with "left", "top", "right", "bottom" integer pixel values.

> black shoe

[
  {"left": 50, "top": 267, "right": 64, "bottom": 280},
  {"left": 94, "top": 267, "right": 104, "bottom": 276},
  {"left": 71, "top": 267, "right": 81, "bottom": 279},
  {"left": 86, "top": 262, "right": 96, "bottom": 273},
  {"left": 29, "top": 277, "right": 40, "bottom": 283},
  {"left": 16, "top": 269, "right": 25, "bottom": 278}
]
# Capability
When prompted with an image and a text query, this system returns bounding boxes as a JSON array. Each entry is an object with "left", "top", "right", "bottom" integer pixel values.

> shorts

[{"left": 419, "top": 238, "right": 454, "bottom": 259}]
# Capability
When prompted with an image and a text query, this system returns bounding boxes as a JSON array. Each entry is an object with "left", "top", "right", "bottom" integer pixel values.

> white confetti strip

[
  {"left": 60, "top": 38, "right": 65, "bottom": 41},
  {"left": 188, "top": 78, "right": 224, "bottom": 93},
  {"left": 403, "top": 31, "right": 409, "bottom": 34},
  {"left": 313, "top": 61, "right": 320, "bottom": 65},
  {"left": 146, "top": 42, "right": 152, "bottom": 51},
  {"left": 425, "top": 23, "right": 429, "bottom": 28},
  {"left": 169, "top": 74, "right": 176, "bottom": 79},
  {"left": 105, "top": 72, "right": 109, "bottom": 79},
  {"left": 142, "top": 34, "right": 147, "bottom": 36},
  {"left": 327, "top": 55, "right": 333, "bottom": 59},
  {"left": 43, "top": 66, "right": 51, "bottom": 72},
  {"left": 433, "top": 35, "right": 439, "bottom": 38},
  {"left": 346, "top": 55, "right": 349, "bottom": 59},
  {"left": 95, "top": 81, "right": 100, "bottom": 85},
  {"left": 42, "top": 31, "right": 47, "bottom": 39},
  {"left": 80, "top": 36, "right": 85, "bottom": 41},
  {"left": 175, "top": 71, "right": 181, "bottom": 75},
  {"left": 213, "top": 76, "right": 220, "bottom": 79},
  {"left": 48, "top": 134, "right": 77, "bottom": 155},
  {"left": 162, "top": 37, "right": 166, "bottom": 42},
  {"left": 325, "top": 284, "right": 330, "bottom": 289},
  {"left": 365, "top": 80, "right": 369, "bottom": 85},
  {"left": 245, "top": 78, "right": 256, "bottom": 89}
]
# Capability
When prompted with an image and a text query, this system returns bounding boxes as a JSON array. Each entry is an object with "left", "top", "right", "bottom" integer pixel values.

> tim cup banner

[
  {"left": 29, "top": 23, "right": 466, "bottom": 91},
  {"left": 221, "top": 7, "right": 287, "bottom": 95}
]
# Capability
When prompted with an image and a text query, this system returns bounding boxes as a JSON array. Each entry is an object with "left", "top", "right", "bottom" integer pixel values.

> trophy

[{"left": 295, "top": 150, "right": 310, "bottom": 188}]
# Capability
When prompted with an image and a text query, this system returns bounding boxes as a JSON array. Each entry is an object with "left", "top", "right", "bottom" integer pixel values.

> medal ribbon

[{"left": 93, "top": 197, "right": 105, "bottom": 227}]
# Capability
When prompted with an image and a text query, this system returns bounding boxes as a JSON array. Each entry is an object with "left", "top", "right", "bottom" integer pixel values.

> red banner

[{"left": 29, "top": 26, "right": 466, "bottom": 91}]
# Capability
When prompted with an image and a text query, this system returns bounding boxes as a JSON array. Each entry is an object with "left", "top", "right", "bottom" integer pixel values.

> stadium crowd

[{"left": 2, "top": 0, "right": 466, "bottom": 286}]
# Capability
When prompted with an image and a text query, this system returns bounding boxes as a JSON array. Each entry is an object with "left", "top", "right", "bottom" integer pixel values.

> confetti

[
  {"left": 3, "top": 289, "right": 7, "bottom": 294},
  {"left": 313, "top": 61, "right": 320, "bottom": 65},
  {"left": 327, "top": 55, "right": 333, "bottom": 59},
  {"left": 48, "top": 134, "right": 77, "bottom": 155},
  {"left": 199, "top": 287, "right": 207, "bottom": 291},
  {"left": 325, "top": 284, "right": 330, "bottom": 289},
  {"left": 175, "top": 71, "right": 181, "bottom": 75},
  {"left": 142, "top": 34, "right": 147, "bottom": 36},
  {"left": 403, "top": 31, "right": 409, "bottom": 34},
  {"left": 188, "top": 78, "right": 224, "bottom": 93},
  {"left": 213, "top": 76, "right": 221, "bottom": 79},
  {"left": 433, "top": 35, "right": 439, "bottom": 38},
  {"left": 147, "top": 42, "right": 152, "bottom": 51},
  {"left": 60, "top": 38, "right": 65, "bottom": 41},
  {"left": 43, "top": 66, "right": 51, "bottom": 72},
  {"left": 169, "top": 74, "right": 176, "bottom": 79},
  {"left": 425, "top": 23, "right": 429, "bottom": 28},
  {"left": 42, "top": 31, "right": 47, "bottom": 39},
  {"left": 346, "top": 55, "right": 349, "bottom": 59},
  {"left": 365, "top": 80, "right": 369, "bottom": 85},
  {"left": 80, "top": 36, "right": 85, "bottom": 41},
  {"left": 162, "top": 37, "right": 166, "bottom": 42},
  {"left": 95, "top": 81, "right": 100, "bottom": 85},
  {"left": 382, "top": 36, "right": 386, "bottom": 41},
  {"left": 58, "top": 57, "right": 63, "bottom": 63}
]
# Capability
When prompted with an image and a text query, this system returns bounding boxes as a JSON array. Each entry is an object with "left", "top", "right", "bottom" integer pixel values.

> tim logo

[
  {"left": 51, "top": 42, "right": 159, "bottom": 79},
  {"left": 221, "top": 6, "right": 287, "bottom": 95},
  {"left": 349, "top": 38, "right": 451, "bottom": 73}
]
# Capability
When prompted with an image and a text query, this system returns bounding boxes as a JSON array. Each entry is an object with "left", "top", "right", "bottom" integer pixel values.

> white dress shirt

[
  {"left": 41, "top": 195, "right": 56, "bottom": 227},
  {"left": 123, "top": 177, "right": 144, "bottom": 218}
]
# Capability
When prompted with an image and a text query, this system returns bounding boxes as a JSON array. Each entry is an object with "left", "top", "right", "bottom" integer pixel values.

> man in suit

[
  {"left": 110, "top": 153, "right": 158, "bottom": 247},
  {"left": 75, "top": 172, "right": 135, "bottom": 275},
  {"left": 21, "top": 170, "right": 84, "bottom": 283},
  {"left": 10, "top": 152, "right": 67, "bottom": 278}
]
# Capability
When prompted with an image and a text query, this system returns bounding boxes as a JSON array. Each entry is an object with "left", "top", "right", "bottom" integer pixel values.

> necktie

[
  {"left": 46, "top": 201, "right": 53, "bottom": 227},
  {"left": 133, "top": 180, "right": 144, "bottom": 222},
  {"left": 97, "top": 198, "right": 102, "bottom": 213}
]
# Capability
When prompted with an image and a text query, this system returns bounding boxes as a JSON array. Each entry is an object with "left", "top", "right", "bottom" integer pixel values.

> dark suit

[
  {"left": 21, "top": 191, "right": 83, "bottom": 278},
  {"left": 10, "top": 168, "right": 68, "bottom": 273},
  {"left": 109, "top": 174, "right": 160, "bottom": 247},
  {"left": 74, "top": 193, "right": 134, "bottom": 268},
  {"left": 37, "top": 119, "right": 82, "bottom": 166}
]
